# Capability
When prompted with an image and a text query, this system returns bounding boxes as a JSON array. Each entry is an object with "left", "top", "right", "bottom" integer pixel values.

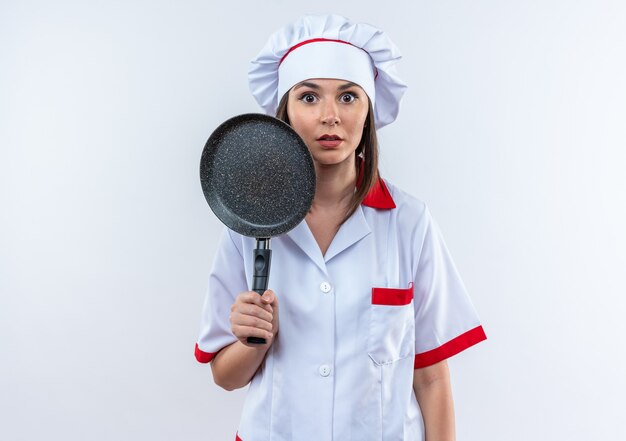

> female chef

[{"left": 195, "top": 14, "right": 486, "bottom": 441}]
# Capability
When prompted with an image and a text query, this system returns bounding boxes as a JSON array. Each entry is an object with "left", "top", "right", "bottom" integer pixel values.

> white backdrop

[{"left": 1, "top": 1, "right": 625, "bottom": 440}]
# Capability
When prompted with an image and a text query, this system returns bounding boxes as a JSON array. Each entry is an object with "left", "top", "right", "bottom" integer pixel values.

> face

[{"left": 286, "top": 78, "right": 369, "bottom": 168}]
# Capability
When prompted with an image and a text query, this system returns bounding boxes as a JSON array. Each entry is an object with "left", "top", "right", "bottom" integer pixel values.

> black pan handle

[{"left": 247, "top": 238, "right": 272, "bottom": 345}]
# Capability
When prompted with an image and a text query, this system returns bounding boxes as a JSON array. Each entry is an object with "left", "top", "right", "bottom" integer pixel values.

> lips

[
  {"left": 317, "top": 134, "right": 342, "bottom": 141},
  {"left": 317, "top": 134, "right": 343, "bottom": 148}
]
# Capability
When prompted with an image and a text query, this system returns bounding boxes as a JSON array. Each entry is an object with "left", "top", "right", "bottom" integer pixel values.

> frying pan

[{"left": 200, "top": 113, "right": 316, "bottom": 344}]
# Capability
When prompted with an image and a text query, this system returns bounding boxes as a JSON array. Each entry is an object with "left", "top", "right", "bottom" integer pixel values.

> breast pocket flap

[{"left": 371, "top": 284, "right": 414, "bottom": 306}]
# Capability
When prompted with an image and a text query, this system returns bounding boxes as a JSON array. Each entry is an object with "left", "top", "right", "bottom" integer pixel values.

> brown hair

[{"left": 275, "top": 93, "right": 380, "bottom": 225}]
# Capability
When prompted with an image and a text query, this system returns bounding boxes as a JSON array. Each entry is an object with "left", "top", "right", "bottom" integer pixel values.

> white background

[{"left": 1, "top": 1, "right": 625, "bottom": 440}]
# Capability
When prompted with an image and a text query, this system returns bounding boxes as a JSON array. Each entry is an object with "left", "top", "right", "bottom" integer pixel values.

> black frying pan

[{"left": 200, "top": 113, "right": 316, "bottom": 344}]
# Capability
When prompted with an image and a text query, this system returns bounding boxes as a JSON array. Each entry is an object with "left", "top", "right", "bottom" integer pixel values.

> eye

[
  {"left": 339, "top": 92, "right": 357, "bottom": 103},
  {"left": 298, "top": 93, "right": 318, "bottom": 103}
]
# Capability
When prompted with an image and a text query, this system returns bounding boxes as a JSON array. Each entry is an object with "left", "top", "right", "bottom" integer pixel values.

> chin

[{"left": 311, "top": 151, "right": 355, "bottom": 167}]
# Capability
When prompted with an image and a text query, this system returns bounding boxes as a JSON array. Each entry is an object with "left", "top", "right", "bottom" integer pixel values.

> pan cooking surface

[{"left": 200, "top": 114, "right": 316, "bottom": 237}]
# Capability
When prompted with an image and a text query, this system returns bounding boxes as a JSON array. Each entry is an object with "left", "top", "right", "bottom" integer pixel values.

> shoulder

[
  {"left": 381, "top": 178, "right": 431, "bottom": 229},
  {"left": 216, "top": 226, "right": 247, "bottom": 259}
]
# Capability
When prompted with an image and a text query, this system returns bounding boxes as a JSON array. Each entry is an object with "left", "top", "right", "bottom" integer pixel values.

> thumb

[{"left": 262, "top": 289, "right": 275, "bottom": 303}]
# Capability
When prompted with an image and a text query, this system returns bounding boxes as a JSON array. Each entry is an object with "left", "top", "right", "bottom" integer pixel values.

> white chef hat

[{"left": 248, "top": 14, "right": 408, "bottom": 129}]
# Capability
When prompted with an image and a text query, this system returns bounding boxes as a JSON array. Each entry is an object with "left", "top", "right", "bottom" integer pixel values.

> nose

[{"left": 320, "top": 100, "right": 340, "bottom": 126}]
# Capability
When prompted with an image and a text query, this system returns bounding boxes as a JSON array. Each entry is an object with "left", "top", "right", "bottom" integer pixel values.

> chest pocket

[{"left": 367, "top": 284, "right": 415, "bottom": 365}]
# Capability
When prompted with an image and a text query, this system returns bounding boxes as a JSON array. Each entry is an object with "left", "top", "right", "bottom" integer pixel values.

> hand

[{"left": 230, "top": 290, "right": 279, "bottom": 347}]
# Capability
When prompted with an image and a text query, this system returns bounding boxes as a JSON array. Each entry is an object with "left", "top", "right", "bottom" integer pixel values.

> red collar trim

[
  {"left": 356, "top": 158, "right": 396, "bottom": 209},
  {"left": 362, "top": 178, "right": 396, "bottom": 209}
]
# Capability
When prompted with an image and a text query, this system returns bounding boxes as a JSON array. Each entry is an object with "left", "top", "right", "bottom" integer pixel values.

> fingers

[
  {"left": 231, "top": 324, "right": 273, "bottom": 341},
  {"left": 231, "top": 310, "right": 273, "bottom": 332},
  {"left": 262, "top": 290, "right": 279, "bottom": 335},
  {"left": 230, "top": 291, "right": 278, "bottom": 343},
  {"left": 233, "top": 292, "right": 273, "bottom": 319}
]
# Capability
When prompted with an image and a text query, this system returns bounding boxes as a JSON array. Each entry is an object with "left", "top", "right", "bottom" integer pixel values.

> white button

[
  {"left": 319, "top": 364, "right": 331, "bottom": 377},
  {"left": 320, "top": 282, "right": 332, "bottom": 293}
]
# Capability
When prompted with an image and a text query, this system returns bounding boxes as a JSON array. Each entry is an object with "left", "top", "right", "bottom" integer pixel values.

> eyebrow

[
  {"left": 293, "top": 81, "right": 320, "bottom": 90},
  {"left": 292, "top": 81, "right": 360, "bottom": 91},
  {"left": 337, "top": 81, "right": 359, "bottom": 91}
]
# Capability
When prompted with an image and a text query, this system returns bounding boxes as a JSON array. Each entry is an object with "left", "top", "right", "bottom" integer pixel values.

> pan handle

[{"left": 247, "top": 238, "right": 272, "bottom": 345}]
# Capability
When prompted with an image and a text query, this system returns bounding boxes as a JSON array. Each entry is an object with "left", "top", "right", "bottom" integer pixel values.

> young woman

[{"left": 195, "top": 14, "right": 486, "bottom": 441}]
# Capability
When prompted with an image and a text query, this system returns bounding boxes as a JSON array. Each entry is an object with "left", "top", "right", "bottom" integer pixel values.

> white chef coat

[{"left": 195, "top": 178, "right": 486, "bottom": 441}]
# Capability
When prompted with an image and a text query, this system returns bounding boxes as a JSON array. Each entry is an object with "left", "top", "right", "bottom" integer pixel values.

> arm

[
  {"left": 413, "top": 360, "right": 455, "bottom": 441},
  {"left": 210, "top": 290, "right": 279, "bottom": 391},
  {"left": 210, "top": 340, "right": 271, "bottom": 391}
]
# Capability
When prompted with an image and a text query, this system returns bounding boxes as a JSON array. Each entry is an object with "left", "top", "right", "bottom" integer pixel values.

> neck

[{"left": 311, "top": 156, "right": 357, "bottom": 210}]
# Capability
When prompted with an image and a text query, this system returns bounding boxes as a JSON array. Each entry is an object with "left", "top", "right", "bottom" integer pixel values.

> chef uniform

[{"left": 195, "top": 14, "right": 486, "bottom": 441}]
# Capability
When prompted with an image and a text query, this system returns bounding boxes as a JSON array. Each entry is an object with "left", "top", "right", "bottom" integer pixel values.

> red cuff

[
  {"left": 195, "top": 343, "right": 218, "bottom": 363},
  {"left": 414, "top": 326, "right": 487, "bottom": 369}
]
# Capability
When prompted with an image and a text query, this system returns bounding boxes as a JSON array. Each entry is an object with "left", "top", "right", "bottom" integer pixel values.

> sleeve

[
  {"left": 194, "top": 227, "right": 248, "bottom": 363},
  {"left": 412, "top": 207, "right": 486, "bottom": 369}
]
